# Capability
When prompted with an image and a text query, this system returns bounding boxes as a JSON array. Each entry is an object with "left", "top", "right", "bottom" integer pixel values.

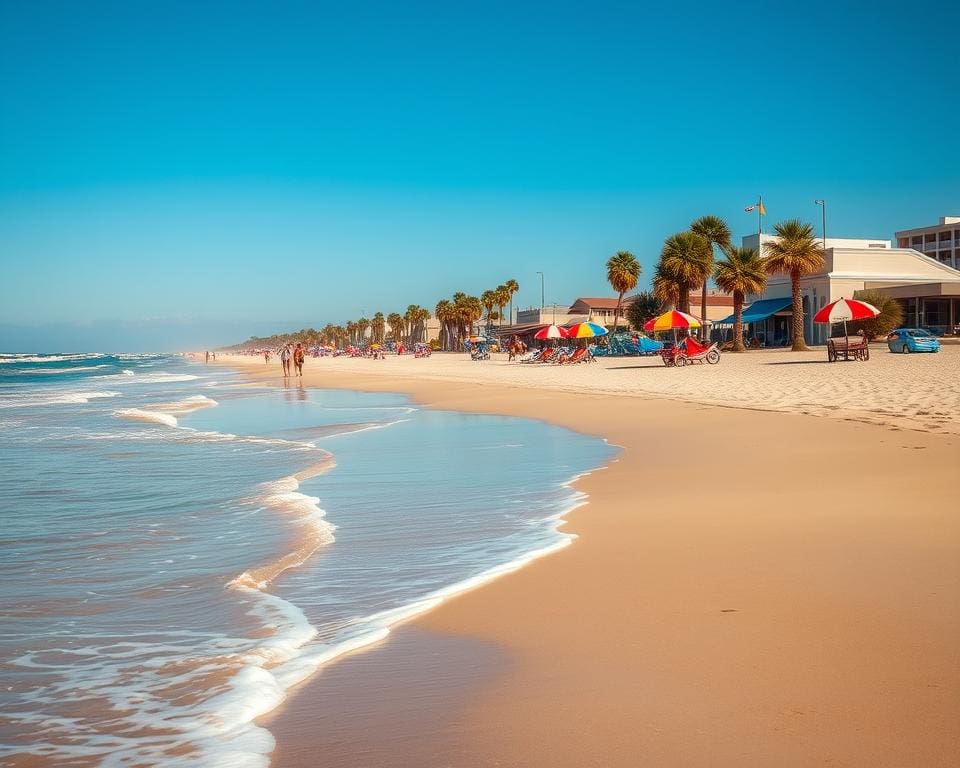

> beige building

[
  {"left": 514, "top": 306, "right": 587, "bottom": 327},
  {"left": 895, "top": 216, "right": 960, "bottom": 269},
  {"left": 514, "top": 293, "right": 734, "bottom": 332}
]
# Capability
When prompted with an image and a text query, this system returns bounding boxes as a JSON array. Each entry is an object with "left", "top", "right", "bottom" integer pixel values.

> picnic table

[{"left": 827, "top": 335, "right": 869, "bottom": 362}]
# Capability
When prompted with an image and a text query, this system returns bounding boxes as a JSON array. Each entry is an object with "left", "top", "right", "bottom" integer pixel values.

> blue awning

[{"left": 716, "top": 297, "right": 793, "bottom": 326}]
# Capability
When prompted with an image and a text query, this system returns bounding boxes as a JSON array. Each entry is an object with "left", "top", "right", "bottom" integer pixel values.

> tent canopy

[{"left": 716, "top": 296, "right": 793, "bottom": 327}]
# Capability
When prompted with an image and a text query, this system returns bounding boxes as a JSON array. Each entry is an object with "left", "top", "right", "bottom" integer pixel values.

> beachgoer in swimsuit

[{"left": 293, "top": 343, "right": 305, "bottom": 377}]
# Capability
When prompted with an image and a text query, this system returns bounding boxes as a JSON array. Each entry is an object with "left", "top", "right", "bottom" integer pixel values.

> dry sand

[{"left": 216, "top": 349, "right": 959, "bottom": 767}]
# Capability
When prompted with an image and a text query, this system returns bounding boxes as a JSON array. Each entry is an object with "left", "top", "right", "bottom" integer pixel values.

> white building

[
  {"left": 895, "top": 216, "right": 960, "bottom": 269},
  {"left": 742, "top": 233, "right": 892, "bottom": 253},
  {"left": 735, "top": 234, "right": 960, "bottom": 345}
]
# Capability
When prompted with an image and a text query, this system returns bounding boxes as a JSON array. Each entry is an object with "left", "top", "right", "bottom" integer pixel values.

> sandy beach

[{"left": 218, "top": 349, "right": 959, "bottom": 767}]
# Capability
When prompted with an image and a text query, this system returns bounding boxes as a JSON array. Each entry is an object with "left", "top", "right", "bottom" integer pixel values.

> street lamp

[
  {"left": 536, "top": 271, "right": 545, "bottom": 309},
  {"left": 814, "top": 200, "right": 826, "bottom": 252}
]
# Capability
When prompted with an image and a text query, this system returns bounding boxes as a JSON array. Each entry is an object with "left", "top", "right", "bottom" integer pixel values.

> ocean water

[{"left": 0, "top": 353, "right": 616, "bottom": 766}]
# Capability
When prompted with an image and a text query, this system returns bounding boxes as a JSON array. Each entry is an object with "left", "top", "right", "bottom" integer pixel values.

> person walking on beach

[
  {"left": 293, "top": 343, "right": 305, "bottom": 378},
  {"left": 205, "top": 351, "right": 210, "bottom": 364},
  {"left": 279, "top": 344, "right": 291, "bottom": 377},
  {"left": 263, "top": 349, "right": 270, "bottom": 364}
]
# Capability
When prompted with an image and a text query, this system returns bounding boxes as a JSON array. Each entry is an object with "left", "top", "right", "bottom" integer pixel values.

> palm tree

[
  {"left": 356, "top": 317, "right": 370, "bottom": 344},
  {"left": 652, "top": 262, "right": 682, "bottom": 309},
  {"left": 416, "top": 306, "right": 432, "bottom": 344},
  {"left": 371, "top": 312, "right": 385, "bottom": 344},
  {"left": 714, "top": 247, "right": 767, "bottom": 352},
  {"left": 691, "top": 215, "right": 732, "bottom": 340},
  {"left": 504, "top": 279, "right": 519, "bottom": 326},
  {"left": 494, "top": 284, "right": 510, "bottom": 330},
  {"left": 387, "top": 312, "right": 404, "bottom": 343},
  {"left": 434, "top": 300, "right": 453, "bottom": 351},
  {"left": 345, "top": 321, "right": 358, "bottom": 345},
  {"left": 480, "top": 290, "right": 497, "bottom": 331},
  {"left": 453, "top": 293, "right": 482, "bottom": 348},
  {"left": 606, "top": 251, "right": 641, "bottom": 334},
  {"left": 763, "top": 219, "right": 825, "bottom": 351},
  {"left": 659, "top": 232, "right": 712, "bottom": 314},
  {"left": 405, "top": 305, "right": 421, "bottom": 345}
]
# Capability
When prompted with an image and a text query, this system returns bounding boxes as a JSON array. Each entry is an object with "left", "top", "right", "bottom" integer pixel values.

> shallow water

[{"left": 0, "top": 353, "right": 616, "bottom": 765}]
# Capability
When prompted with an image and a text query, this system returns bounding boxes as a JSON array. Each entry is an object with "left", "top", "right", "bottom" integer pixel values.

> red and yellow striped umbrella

[{"left": 643, "top": 310, "right": 701, "bottom": 332}]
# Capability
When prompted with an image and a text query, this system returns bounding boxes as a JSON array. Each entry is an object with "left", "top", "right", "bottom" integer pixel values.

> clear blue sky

[{"left": 1, "top": 0, "right": 957, "bottom": 350}]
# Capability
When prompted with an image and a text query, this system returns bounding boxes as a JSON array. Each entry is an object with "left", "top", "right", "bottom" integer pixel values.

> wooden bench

[{"left": 827, "top": 335, "right": 870, "bottom": 362}]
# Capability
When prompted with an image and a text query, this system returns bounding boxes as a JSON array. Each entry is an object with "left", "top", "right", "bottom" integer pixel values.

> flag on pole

[
  {"left": 745, "top": 200, "right": 767, "bottom": 215},
  {"left": 758, "top": 200, "right": 767, "bottom": 216}
]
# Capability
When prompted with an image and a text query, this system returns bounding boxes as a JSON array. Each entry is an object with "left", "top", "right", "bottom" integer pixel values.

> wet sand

[{"left": 219, "top": 353, "right": 959, "bottom": 767}]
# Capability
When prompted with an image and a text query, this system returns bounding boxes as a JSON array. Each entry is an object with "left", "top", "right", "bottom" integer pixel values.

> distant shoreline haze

[{"left": 0, "top": 320, "right": 314, "bottom": 353}]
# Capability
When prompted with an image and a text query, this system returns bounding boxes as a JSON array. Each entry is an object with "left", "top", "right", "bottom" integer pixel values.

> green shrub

[{"left": 848, "top": 289, "right": 904, "bottom": 340}]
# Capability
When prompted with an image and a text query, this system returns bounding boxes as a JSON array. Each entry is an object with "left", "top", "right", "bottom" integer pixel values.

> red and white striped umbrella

[
  {"left": 534, "top": 324, "right": 569, "bottom": 340},
  {"left": 813, "top": 297, "right": 880, "bottom": 324}
]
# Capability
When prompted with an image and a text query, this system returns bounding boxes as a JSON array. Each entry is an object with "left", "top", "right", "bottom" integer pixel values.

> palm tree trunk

[
  {"left": 612, "top": 292, "right": 623, "bottom": 334},
  {"left": 700, "top": 282, "right": 708, "bottom": 341},
  {"left": 733, "top": 291, "right": 745, "bottom": 352},
  {"left": 790, "top": 272, "right": 808, "bottom": 351}
]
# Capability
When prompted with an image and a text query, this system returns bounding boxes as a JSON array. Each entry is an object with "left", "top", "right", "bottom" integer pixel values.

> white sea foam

[
  {"left": 112, "top": 394, "right": 218, "bottom": 428},
  {"left": 228, "top": 473, "right": 336, "bottom": 592},
  {"left": 96, "top": 371, "right": 199, "bottom": 384},
  {"left": 18, "top": 365, "right": 113, "bottom": 375},
  {"left": 0, "top": 390, "right": 122, "bottom": 408},
  {"left": 113, "top": 408, "right": 180, "bottom": 427},
  {"left": 321, "top": 418, "right": 411, "bottom": 439},
  {"left": 0, "top": 353, "right": 104, "bottom": 364}
]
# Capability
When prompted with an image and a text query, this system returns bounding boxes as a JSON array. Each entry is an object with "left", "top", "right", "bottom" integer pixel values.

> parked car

[{"left": 886, "top": 328, "right": 941, "bottom": 354}]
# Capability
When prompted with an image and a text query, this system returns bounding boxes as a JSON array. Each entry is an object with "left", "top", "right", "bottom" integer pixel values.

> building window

[
  {"left": 924, "top": 300, "right": 948, "bottom": 329},
  {"left": 901, "top": 298, "right": 917, "bottom": 326}
]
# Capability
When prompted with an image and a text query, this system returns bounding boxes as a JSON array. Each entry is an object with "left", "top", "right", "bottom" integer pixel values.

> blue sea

[{"left": 0, "top": 353, "right": 616, "bottom": 766}]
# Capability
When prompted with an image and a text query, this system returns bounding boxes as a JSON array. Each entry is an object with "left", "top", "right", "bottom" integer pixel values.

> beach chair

[
  {"left": 521, "top": 348, "right": 551, "bottom": 364},
  {"left": 558, "top": 347, "right": 587, "bottom": 365},
  {"left": 534, "top": 348, "right": 558, "bottom": 364}
]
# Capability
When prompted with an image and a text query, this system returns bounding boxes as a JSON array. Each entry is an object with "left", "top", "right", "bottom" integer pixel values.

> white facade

[
  {"left": 746, "top": 233, "right": 960, "bottom": 344},
  {"left": 895, "top": 216, "right": 960, "bottom": 269},
  {"left": 742, "top": 233, "right": 891, "bottom": 253}
]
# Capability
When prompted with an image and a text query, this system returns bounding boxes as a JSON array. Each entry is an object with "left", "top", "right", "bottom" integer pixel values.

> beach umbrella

[
  {"left": 643, "top": 310, "right": 701, "bottom": 333},
  {"left": 566, "top": 322, "right": 608, "bottom": 338},
  {"left": 533, "top": 324, "right": 569, "bottom": 340},
  {"left": 814, "top": 296, "right": 880, "bottom": 344}
]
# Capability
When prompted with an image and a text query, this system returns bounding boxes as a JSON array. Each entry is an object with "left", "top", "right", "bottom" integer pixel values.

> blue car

[{"left": 886, "top": 328, "right": 940, "bottom": 354}]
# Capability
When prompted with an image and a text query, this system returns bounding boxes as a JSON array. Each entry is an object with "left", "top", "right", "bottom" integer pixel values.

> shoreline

[{"left": 216, "top": 353, "right": 960, "bottom": 767}]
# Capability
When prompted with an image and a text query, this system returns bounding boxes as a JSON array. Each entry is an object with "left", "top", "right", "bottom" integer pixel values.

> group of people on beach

[{"left": 278, "top": 342, "right": 305, "bottom": 378}]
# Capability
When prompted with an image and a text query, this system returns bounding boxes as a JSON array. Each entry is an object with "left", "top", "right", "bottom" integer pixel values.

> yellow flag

[{"left": 758, "top": 201, "right": 767, "bottom": 216}]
